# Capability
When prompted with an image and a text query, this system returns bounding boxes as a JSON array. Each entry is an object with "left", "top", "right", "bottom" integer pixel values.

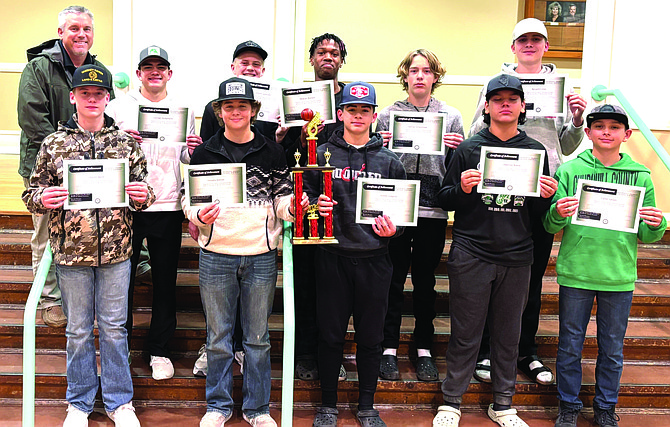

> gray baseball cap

[
  {"left": 586, "top": 104, "right": 629, "bottom": 129},
  {"left": 138, "top": 45, "right": 170, "bottom": 68}
]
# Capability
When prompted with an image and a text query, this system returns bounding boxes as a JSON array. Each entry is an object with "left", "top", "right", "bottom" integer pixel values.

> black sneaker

[
  {"left": 555, "top": 401, "right": 580, "bottom": 427},
  {"left": 593, "top": 406, "right": 620, "bottom": 427}
]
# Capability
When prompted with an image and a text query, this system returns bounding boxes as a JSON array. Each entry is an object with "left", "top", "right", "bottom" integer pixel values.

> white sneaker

[
  {"left": 487, "top": 404, "right": 529, "bottom": 427},
  {"left": 200, "top": 411, "right": 232, "bottom": 427},
  {"left": 433, "top": 405, "right": 461, "bottom": 427},
  {"left": 194, "top": 343, "right": 208, "bottom": 377},
  {"left": 474, "top": 358, "right": 492, "bottom": 383},
  {"left": 150, "top": 355, "right": 174, "bottom": 380},
  {"left": 235, "top": 350, "right": 245, "bottom": 375},
  {"left": 63, "top": 404, "right": 89, "bottom": 427},
  {"left": 106, "top": 402, "right": 140, "bottom": 427},
  {"left": 243, "top": 413, "right": 277, "bottom": 427}
]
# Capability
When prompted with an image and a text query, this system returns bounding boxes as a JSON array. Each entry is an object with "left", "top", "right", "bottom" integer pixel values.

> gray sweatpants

[{"left": 441, "top": 246, "right": 530, "bottom": 406}]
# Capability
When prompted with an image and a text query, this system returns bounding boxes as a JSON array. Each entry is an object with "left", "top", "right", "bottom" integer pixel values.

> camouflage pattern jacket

[{"left": 22, "top": 114, "right": 155, "bottom": 266}]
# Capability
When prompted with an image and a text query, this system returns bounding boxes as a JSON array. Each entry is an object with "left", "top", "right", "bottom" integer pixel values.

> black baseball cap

[
  {"left": 485, "top": 74, "right": 524, "bottom": 100},
  {"left": 71, "top": 65, "right": 112, "bottom": 91},
  {"left": 233, "top": 41, "right": 268, "bottom": 61},
  {"left": 586, "top": 104, "right": 629, "bottom": 129},
  {"left": 138, "top": 45, "right": 170, "bottom": 68},
  {"left": 215, "top": 77, "right": 255, "bottom": 102}
]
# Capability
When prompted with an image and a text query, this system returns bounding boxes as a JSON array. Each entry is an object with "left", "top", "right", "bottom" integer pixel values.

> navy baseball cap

[
  {"left": 71, "top": 65, "right": 112, "bottom": 91},
  {"left": 486, "top": 74, "right": 524, "bottom": 100},
  {"left": 138, "top": 45, "right": 170, "bottom": 68},
  {"left": 233, "top": 41, "right": 268, "bottom": 61},
  {"left": 215, "top": 77, "right": 255, "bottom": 102},
  {"left": 587, "top": 104, "right": 629, "bottom": 129},
  {"left": 339, "top": 81, "right": 377, "bottom": 107}
]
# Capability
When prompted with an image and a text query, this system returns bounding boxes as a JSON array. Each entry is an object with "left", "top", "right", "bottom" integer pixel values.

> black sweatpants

[
  {"left": 441, "top": 246, "right": 530, "bottom": 406},
  {"left": 125, "top": 210, "right": 183, "bottom": 357},
  {"left": 478, "top": 219, "right": 554, "bottom": 359},
  {"left": 315, "top": 247, "right": 391, "bottom": 410},
  {"left": 293, "top": 245, "right": 319, "bottom": 359}
]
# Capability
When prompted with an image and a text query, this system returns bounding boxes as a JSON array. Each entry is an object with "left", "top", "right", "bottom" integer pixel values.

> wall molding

[
  {"left": 0, "top": 131, "right": 20, "bottom": 155},
  {"left": 0, "top": 63, "right": 26, "bottom": 73}
]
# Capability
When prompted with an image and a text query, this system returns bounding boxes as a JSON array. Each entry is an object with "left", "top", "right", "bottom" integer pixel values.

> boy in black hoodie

[
  {"left": 305, "top": 82, "right": 406, "bottom": 427},
  {"left": 432, "top": 75, "right": 557, "bottom": 427}
]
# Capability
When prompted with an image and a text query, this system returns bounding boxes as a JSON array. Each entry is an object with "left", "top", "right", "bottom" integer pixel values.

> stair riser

[{"left": 2, "top": 376, "right": 669, "bottom": 408}]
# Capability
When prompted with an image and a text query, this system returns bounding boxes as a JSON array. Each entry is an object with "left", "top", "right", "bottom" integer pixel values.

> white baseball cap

[{"left": 512, "top": 18, "right": 548, "bottom": 41}]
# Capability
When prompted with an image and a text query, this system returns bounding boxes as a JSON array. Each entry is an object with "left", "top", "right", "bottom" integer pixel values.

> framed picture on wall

[{"left": 525, "top": 0, "right": 586, "bottom": 58}]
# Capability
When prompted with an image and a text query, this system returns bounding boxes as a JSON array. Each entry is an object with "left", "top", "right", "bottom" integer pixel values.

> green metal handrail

[
  {"left": 21, "top": 233, "right": 296, "bottom": 426},
  {"left": 22, "top": 245, "right": 53, "bottom": 427},
  {"left": 591, "top": 85, "right": 670, "bottom": 173},
  {"left": 281, "top": 221, "right": 295, "bottom": 426}
]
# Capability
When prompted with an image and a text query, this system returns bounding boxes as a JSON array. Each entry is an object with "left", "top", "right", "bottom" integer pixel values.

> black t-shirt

[{"left": 223, "top": 137, "right": 253, "bottom": 162}]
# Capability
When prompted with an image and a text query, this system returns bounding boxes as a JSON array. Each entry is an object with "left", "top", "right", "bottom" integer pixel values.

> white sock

[
  {"left": 417, "top": 349, "right": 432, "bottom": 358},
  {"left": 383, "top": 348, "right": 397, "bottom": 356}
]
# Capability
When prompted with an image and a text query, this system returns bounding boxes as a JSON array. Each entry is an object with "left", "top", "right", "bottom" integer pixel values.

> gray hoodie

[
  {"left": 376, "top": 97, "right": 464, "bottom": 219},
  {"left": 469, "top": 63, "right": 584, "bottom": 176}
]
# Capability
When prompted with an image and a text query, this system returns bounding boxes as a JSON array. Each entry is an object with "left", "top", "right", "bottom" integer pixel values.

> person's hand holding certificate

[
  {"left": 237, "top": 76, "right": 283, "bottom": 123},
  {"left": 518, "top": 74, "right": 567, "bottom": 117},
  {"left": 477, "top": 146, "right": 545, "bottom": 197},
  {"left": 63, "top": 159, "right": 129, "bottom": 210},
  {"left": 137, "top": 105, "right": 189, "bottom": 144},
  {"left": 184, "top": 164, "right": 247, "bottom": 208},
  {"left": 388, "top": 111, "right": 448, "bottom": 155},
  {"left": 355, "top": 178, "right": 420, "bottom": 227},
  {"left": 279, "top": 81, "right": 336, "bottom": 127},
  {"left": 572, "top": 179, "right": 645, "bottom": 233}
]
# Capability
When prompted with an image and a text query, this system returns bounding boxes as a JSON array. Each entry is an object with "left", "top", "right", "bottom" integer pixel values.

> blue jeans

[
  {"left": 199, "top": 249, "right": 276, "bottom": 419},
  {"left": 556, "top": 286, "right": 633, "bottom": 409},
  {"left": 57, "top": 260, "right": 134, "bottom": 413}
]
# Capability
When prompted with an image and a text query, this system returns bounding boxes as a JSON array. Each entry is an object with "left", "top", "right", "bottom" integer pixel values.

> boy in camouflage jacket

[{"left": 22, "top": 65, "right": 154, "bottom": 427}]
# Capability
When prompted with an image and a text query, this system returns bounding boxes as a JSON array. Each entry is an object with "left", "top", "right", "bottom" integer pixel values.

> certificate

[
  {"left": 355, "top": 178, "right": 420, "bottom": 227},
  {"left": 477, "top": 146, "right": 545, "bottom": 197},
  {"left": 239, "top": 76, "right": 283, "bottom": 123},
  {"left": 573, "top": 179, "right": 645, "bottom": 233},
  {"left": 517, "top": 74, "right": 567, "bottom": 117},
  {"left": 184, "top": 164, "right": 247, "bottom": 208},
  {"left": 389, "top": 111, "right": 447, "bottom": 155},
  {"left": 63, "top": 159, "right": 129, "bottom": 210},
  {"left": 279, "top": 81, "right": 336, "bottom": 127},
  {"left": 137, "top": 105, "right": 189, "bottom": 144}
]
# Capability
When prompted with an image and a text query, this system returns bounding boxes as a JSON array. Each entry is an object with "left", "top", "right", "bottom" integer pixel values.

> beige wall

[
  {"left": 0, "top": 1, "right": 113, "bottom": 132},
  {"left": 2, "top": 0, "right": 668, "bottom": 214}
]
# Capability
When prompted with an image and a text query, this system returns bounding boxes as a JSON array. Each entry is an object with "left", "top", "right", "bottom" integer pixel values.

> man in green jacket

[{"left": 17, "top": 5, "right": 114, "bottom": 328}]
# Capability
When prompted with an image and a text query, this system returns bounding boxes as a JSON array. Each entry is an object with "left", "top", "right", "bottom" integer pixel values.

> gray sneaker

[
  {"left": 555, "top": 401, "right": 580, "bottom": 427},
  {"left": 193, "top": 343, "right": 207, "bottom": 377},
  {"left": 593, "top": 406, "right": 620, "bottom": 427}
]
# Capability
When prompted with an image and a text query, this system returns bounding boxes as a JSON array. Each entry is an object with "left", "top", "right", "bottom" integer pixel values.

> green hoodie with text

[{"left": 543, "top": 149, "right": 666, "bottom": 291}]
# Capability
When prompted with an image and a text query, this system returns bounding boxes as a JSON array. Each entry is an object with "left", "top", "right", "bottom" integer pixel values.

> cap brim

[
  {"left": 587, "top": 113, "right": 629, "bottom": 128},
  {"left": 235, "top": 47, "right": 268, "bottom": 60},
  {"left": 139, "top": 56, "right": 170, "bottom": 67}
]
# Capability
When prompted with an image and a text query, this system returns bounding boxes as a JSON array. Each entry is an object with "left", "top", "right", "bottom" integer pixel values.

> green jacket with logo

[
  {"left": 543, "top": 149, "right": 667, "bottom": 291},
  {"left": 17, "top": 39, "right": 114, "bottom": 178}
]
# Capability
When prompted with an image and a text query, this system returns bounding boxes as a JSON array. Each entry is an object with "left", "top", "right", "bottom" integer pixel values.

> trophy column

[{"left": 291, "top": 109, "right": 338, "bottom": 245}]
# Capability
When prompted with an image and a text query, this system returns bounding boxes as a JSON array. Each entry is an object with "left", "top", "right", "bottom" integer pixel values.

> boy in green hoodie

[{"left": 543, "top": 105, "right": 666, "bottom": 427}]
